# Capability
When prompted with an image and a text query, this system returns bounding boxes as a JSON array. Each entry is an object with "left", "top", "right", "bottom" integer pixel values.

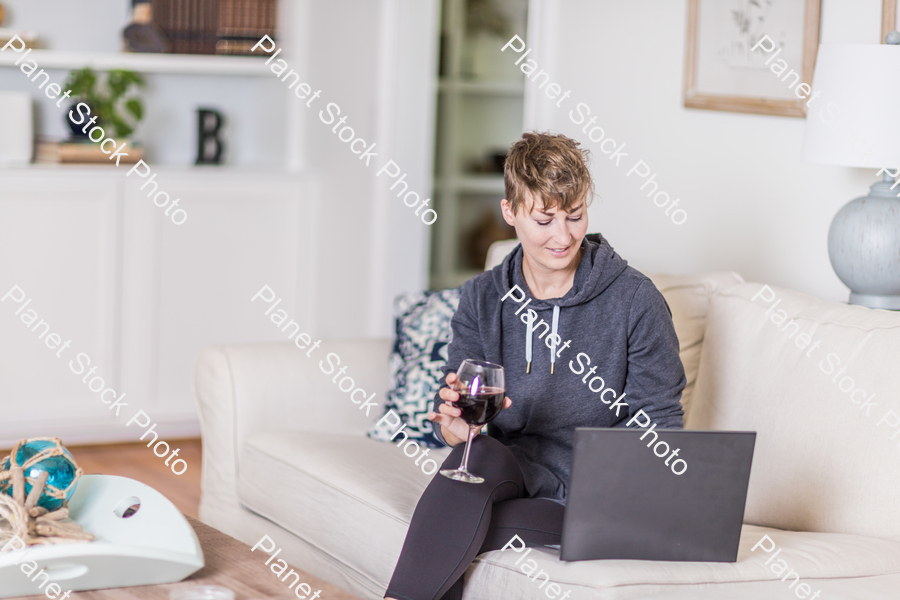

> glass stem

[{"left": 458, "top": 425, "right": 478, "bottom": 473}]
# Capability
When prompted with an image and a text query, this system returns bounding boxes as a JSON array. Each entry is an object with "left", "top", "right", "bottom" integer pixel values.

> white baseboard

[{"left": 0, "top": 413, "right": 201, "bottom": 449}]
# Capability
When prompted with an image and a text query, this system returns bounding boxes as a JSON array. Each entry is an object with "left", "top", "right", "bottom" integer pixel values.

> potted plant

[{"left": 63, "top": 68, "right": 146, "bottom": 140}]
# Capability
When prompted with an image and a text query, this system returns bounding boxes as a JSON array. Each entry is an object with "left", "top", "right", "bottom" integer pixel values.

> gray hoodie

[{"left": 433, "top": 233, "right": 685, "bottom": 503}]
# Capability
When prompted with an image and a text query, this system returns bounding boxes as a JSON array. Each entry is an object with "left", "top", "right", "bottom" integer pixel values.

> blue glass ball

[{"left": 1, "top": 440, "right": 78, "bottom": 511}]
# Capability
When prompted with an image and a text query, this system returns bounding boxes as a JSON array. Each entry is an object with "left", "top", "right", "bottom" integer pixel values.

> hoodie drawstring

[
  {"left": 550, "top": 305, "right": 559, "bottom": 374},
  {"left": 525, "top": 304, "right": 560, "bottom": 375},
  {"left": 525, "top": 312, "right": 533, "bottom": 374}
]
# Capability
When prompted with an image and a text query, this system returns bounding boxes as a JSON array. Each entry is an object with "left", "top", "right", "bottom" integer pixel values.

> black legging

[{"left": 385, "top": 435, "right": 565, "bottom": 600}]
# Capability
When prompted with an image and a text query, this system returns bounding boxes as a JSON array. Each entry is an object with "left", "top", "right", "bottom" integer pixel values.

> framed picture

[
  {"left": 883, "top": 0, "right": 897, "bottom": 44},
  {"left": 683, "top": 0, "right": 822, "bottom": 118}
]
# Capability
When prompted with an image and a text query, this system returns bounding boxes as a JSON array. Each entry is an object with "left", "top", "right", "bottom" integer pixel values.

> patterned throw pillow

[{"left": 367, "top": 287, "right": 461, "bottom": 448}]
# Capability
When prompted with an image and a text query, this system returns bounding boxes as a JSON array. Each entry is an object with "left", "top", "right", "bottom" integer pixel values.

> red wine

[{"left": 456, "top": 387, "right": 505, "bottom": 425}]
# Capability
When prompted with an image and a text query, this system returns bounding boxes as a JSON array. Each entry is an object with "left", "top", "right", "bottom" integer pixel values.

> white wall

[
  {"left": 524, "top": 0, "right": 885, "bottom": 303},
  {"left": 0, "top": 0, "right": 130, "bottom": 51},
  {"left": 367, "top": 0, "right": 441, "bottom": 336},
  {"left": 296, "top": 0, "right": 438, "bottom": 338}
]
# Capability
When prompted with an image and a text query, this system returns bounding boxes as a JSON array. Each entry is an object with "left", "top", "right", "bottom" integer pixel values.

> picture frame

[
  {"left": 683, "top": 0, "right": 822, "bottom": 118},
  {"left": 883, "top": 0, "right": 897, "bottom": 44}
]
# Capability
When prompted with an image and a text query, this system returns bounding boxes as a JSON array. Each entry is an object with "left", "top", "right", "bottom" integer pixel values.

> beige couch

[{"left": 194, "top": 243, "right": 900, "bottom": 599}]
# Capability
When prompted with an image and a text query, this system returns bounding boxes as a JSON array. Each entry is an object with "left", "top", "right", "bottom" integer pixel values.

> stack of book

[
  {"left": 150, "top": 0, "right": 277, "bottom": 56},
  {"left": 0, "top": 29, "right": 38, "bottom": 49},
  {"left": 35, "top": 140, "right": 144, "bottom": 165},
  {"left": 216, "top": 0, "right": 277, "bottom": 55}
]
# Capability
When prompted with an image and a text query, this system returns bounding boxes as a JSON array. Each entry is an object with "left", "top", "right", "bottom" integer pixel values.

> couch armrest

[{"left": 193, "top": 338, "right": 392, "bottom": 521}]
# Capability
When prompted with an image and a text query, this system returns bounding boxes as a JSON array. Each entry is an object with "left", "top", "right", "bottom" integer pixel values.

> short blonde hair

[{"left": 503, "top": 132, "right": 594, "bottom": 214}]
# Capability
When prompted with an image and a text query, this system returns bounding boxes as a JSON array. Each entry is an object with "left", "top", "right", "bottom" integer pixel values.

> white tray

[{"left": 0, "top": 474, "right": 204, "bottom": 597}]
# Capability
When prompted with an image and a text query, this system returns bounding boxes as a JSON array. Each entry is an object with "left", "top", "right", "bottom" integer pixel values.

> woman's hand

[{"left": 427, "top": 372, "right": 512, "bottom": 447}]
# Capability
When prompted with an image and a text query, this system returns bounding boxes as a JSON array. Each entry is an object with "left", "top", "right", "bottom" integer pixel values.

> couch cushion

[
  {"left": 644, "top": 272, "right": 743, "bottom": 420},
  {"left": 464, "top": 525, "right": 900, "bottom": 599},
  {"left": 368, "top": 288, "right": 460, "bottom": 447},
  {"left": 688, "top": 283, "right": 900, "bottom": 538},
  {"left": 484, "top": 239, "right": 518, "bottom": 271},
  {"left": 237, "top": 431, "right": 900, "bottom": 599},
  {"left": 237, "top": 431, "right": 451, "bottom": 592},
  {"left": 583, "top": 572, "right": 900, "bottom": 600}
]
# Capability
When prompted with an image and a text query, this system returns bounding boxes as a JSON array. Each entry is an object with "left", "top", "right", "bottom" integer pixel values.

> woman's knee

[{"left": 447, "top": 435, "right": 521, "bottom": 480}]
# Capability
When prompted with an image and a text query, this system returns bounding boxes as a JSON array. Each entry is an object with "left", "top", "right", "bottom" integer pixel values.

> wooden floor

[{"left": 1, "top": 439, "right": 203, "bottom": 518}]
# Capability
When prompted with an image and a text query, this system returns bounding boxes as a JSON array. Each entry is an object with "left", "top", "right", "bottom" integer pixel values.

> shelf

[
  {"left": 438, "top": 79, "right": 524, "bottom": 96},
  {"left": 432, "top": 269, "right": 482, "bottom": 290},
  {"left": 431, "top": 0, "right": 528, "bottom": 291},
  {"left": 0, "top": 163, "right": 311, "bottom": 179},
  {"left": 0, "top": 49, "right": 271, "bottom": 76},
  {"left": 437, "top": 175, "right": 505, "bottom": 194}
]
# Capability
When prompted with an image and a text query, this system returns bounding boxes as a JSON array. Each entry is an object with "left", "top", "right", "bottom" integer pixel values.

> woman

[{"left": 385, "top": 132, "right": 686, "bottom": 600}]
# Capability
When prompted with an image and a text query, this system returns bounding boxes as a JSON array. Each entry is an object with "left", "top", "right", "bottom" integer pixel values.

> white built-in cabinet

[
  {"left": 0, "top": 0, "right": 312, "bottom": 446},
  {"left": 0, "top": 167, "right": 315, "bottom": 447}
]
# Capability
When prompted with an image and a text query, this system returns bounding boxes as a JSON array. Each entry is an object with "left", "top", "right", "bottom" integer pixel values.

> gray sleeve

[
  {"left": 432, "top": 281, "right": 484, "bottom": 446},
  {"left": 619, "top": 278, "right": 686, "bottom": 430}
]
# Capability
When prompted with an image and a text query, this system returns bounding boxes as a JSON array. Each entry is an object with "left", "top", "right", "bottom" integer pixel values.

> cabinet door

[
  {"left": 120, "top": 174, "right": 316, "bottom": 438},
  {"left": 0, "top": 171, "right": 315, "bottom": 446},
  {"left": 0, "top": 176, "right": 122, "bottom": 445}
]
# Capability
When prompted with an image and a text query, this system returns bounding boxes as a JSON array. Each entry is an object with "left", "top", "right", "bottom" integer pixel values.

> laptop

[{"left": 559, "top": 428, "right": 756, "bottom": 562}]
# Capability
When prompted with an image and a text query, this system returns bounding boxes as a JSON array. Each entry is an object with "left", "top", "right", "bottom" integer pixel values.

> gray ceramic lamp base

[{"left": 828, "top": 178, "right": 900, "bottom": 310}]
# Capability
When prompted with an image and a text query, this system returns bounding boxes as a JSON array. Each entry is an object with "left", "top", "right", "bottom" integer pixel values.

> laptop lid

[{"left": 560, "top": 428, "right": 756, "bottom": 562}]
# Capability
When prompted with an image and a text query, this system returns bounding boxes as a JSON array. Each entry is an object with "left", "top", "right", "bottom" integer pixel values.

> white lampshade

[{"left": 801, "top": 44, "right": 900, "bottom": 169}]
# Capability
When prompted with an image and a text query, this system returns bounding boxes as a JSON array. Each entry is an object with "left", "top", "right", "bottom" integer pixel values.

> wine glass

[{"left": 440, "top": 359, "right": 505, "bottom": 484}]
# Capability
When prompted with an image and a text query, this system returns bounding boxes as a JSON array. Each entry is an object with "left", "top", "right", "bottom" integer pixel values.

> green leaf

[
  {"left": 109, "top": 70, "right": 144, "bottom": 93},
  {"left": 107, "top": 72, "right": 128, "bottom": 99},
  {"left": 124, "top": 98, "right": 143, "bottom": 121},
  {"left": 64, "top": 67, "right": 97, "bottom": 99},
  {"left": 127, "top": 71, "right": 146, "bottom": 87},
  {"left": 110, "top": 114, "right": 133, "bottom": 138},
  {"left": 94, "top": 99, "right": 112, "bottom": 120}
]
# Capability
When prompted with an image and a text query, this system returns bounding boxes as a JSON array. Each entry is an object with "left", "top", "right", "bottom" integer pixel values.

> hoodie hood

[
  {"left": 491, "top": 233, "right": 629, "bottom": 310},
  {"left": 490, "top": 233, "right": 629, "bottom": 374}
]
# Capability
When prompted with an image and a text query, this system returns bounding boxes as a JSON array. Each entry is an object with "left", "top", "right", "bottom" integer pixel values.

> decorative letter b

[{"left": 196, "top": 108, "right": 224, "bottom": 165}]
